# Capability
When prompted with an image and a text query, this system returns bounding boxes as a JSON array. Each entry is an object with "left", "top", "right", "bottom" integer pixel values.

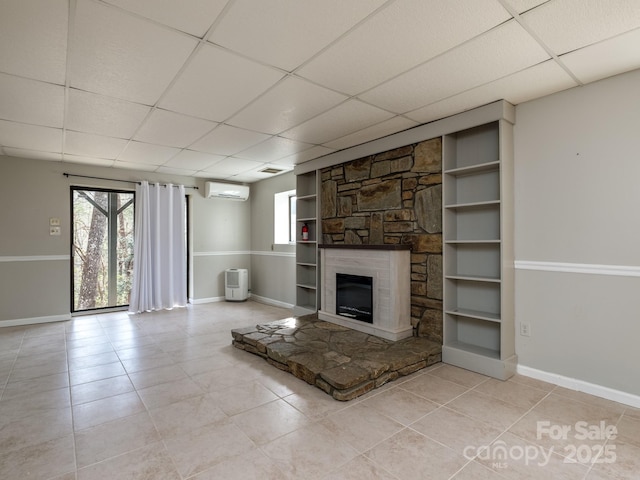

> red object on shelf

[{"left": 301, "top": 223, "right": 309, "bottom": 241}]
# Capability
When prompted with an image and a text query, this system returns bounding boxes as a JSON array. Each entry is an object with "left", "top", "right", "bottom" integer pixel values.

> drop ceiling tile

[
  {"left": 134, "top": 109, "right": 218, "bottom": 148},
  {"left": 281, "top": 99, "right": 395, "bottom": 145},
  {"left": 63, "top": 155, "right": 115, "bottom": 167},
  {"left": 501, "top": 0, "right": 548, "bottom": 14},
  {"left": 0, "top": 0, "right": 67, "bottom": 84},
  {"left": 208, "top": 0, "right": 386, "bottom": 71},
  {"left": 276, "top": 145, "right": 335, "bottom": 167},
  {"left": 298, "top": 0, "right": 511, "bottom": 95},
  {"left": 70, "top": 0, "right": 198, "bottom": 105},
  {"left": 226, "top": 172, "right": 268, "bottom": 183},
  {"left": 203, "top": 157, "right": 263, "bottom": 175},
  {"left": 406, "top": 60, "right": 577, "bottom": 124},
  {"left": 163, "top": 150, "right": 225, "bottom": 170},
  {"left": 560, "top": 28, "right": 640, "bottom": 83},
  {"left": 159, "top": 44, "right": 285, "bottom": 121},
  {"left": 228, "top": 77, "right": 348, "bottom": 135},
  {"left": 0, "top": 121, "right": 62, "bottom": 152},
  {"left": 112, "top": 161, "right": 158, "bottom": 172},
  {"left": 0, "top": 74, "right": 65, "bottom": 128},
  {"left": 103, "top": 0, "right": 228, "bottom": 37},
  {"left": 230, "top": 163, "right": 292, "bottom": 183},
  {"left": 323, "top": 116, "right": 419, "bottom": 150},
  {"left": 236, "top": 136, "right": 314, "bottom": 162},
  {"left": 190, "top": 124, "right": 271, "bottom": 156},
  {"left": 64, "top": 131, "right": 129, "bottom": 159},
  {"left": 360, "top": 20, "right": 550, "bottom": 114},
  {"left": 118, "top": 141, "right": 181, "bottom": 165},
  {"left": 66, "top": 89, "right": 151, "bottom": 139},
  {"left": 2, "top": 148, "right": 62, "bottom": 162},
  {"left": 155, "top": 165, "right": 198, "bottom": 177},
  {"left": 522, "top": 0, "right": 640, "bottom": 55}
]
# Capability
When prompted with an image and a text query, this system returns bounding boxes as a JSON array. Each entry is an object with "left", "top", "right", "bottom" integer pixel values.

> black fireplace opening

[{"left": 336, "top": 273, "right": 373, "bottom": 323}]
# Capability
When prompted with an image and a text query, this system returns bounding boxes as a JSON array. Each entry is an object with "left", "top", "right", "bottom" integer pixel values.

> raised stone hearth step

[{"left": 231, "top": 314, "right": 441, "bottom": 401}]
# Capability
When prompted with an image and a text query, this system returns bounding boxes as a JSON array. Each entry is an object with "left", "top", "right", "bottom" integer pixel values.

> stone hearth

[{"left": 231, "top": 315, "right": 441, "bottom": 401}]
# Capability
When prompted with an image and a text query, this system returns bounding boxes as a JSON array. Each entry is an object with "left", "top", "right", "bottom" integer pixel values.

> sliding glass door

[{"left": 71, "top": 188, "right": 134, "bottom": 312}]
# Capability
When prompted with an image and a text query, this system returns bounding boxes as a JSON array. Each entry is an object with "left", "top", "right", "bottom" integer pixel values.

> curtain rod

[{"left": 63, "top": 173, "right": 199, "bottom": 189}]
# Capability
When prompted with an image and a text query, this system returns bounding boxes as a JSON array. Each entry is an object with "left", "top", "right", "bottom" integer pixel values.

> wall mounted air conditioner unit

[{"left": 205, "top": 182, "right": 250, "bottom": 201}]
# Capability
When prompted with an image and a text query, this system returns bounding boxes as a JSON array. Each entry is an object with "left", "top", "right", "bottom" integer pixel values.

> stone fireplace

[
  {"left": 320, "top": 137, "right": 443, "bottom": 343},
  {"left": 319, "top": 245, "right": 412, "bottom": 341}
]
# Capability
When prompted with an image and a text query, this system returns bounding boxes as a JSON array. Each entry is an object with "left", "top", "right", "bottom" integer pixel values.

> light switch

[
  {"left": 50, "top": 218, "right": 61, "bottom": 226},
  {"left": 50, "top": 226, "right": 61, "bottom": 236}
]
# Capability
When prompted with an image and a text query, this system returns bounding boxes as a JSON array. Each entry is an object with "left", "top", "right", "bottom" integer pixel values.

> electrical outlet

[
  {"left": 50, "top": 226, "right": 61, "bottom": 236},
  {"left": 520, "top": 322, "right": 531, "bottom": 337}
]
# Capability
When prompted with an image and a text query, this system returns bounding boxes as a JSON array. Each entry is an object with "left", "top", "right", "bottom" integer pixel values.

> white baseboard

[
  {"left": 248, "top": 294, "right": 294, "bottom": 310},
  {"left": 0, "top": 313, "right": 72, "bottom": 328},
  {"left": 517, "top": 364, "right": 640, "bottom": 409},
  {"left": 189, "top": 296, "right": 226, "bottom": 304},
  {"left": 190, "top": 294, "right": 293, "bottom": 309}
]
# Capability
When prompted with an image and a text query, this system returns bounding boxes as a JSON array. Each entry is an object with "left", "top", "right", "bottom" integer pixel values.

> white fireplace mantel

[{"left": 319, "top": 245, "right": 412, "bottom": 341}]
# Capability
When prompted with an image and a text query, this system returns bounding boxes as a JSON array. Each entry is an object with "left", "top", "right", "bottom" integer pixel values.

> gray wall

[
  {"left": 0, "top": 155, "right": 255, "bottom": 322},
  {"left": 191, "top": 190, "right": 251, "bottom": 302},
  {"left": 514, "top": 68, "right": 640, "bottom": 396},
  {"left": 249, "top": 171, "right": 296, "bottom": 307}
]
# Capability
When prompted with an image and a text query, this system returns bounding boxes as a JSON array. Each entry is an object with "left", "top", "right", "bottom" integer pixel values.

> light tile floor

[{"left": 0, "top": 301, "right": 638, "bottom": 480}]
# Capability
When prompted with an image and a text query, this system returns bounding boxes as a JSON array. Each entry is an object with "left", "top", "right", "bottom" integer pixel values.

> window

[
  {"left": 71, "top": 187, "right": 134, "bottom": 312},
  {"left": 274, "top": 189, "right": 296, "bottom": 244}
]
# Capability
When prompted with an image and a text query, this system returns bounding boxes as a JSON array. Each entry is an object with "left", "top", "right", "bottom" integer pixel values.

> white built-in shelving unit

[
  {"left": 294, "top": 171, "right": 320, "bottom": 315},
  {"left": 442, "top": 118, "right": 516, "bottom": 380}
]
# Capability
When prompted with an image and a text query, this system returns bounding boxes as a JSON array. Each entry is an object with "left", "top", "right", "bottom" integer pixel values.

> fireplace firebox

[{"left": 336, "top": 273, "right": 373, "bottom": 323}]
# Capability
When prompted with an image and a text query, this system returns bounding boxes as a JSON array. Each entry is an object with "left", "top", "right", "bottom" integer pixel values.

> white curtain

[{"left": 129, "top": 181, "right": 187, "bottom": 313}]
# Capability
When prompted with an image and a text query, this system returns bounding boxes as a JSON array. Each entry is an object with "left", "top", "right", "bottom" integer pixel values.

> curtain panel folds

[{"left": 129, "top": 181, "right": 187, "bottom": 313}]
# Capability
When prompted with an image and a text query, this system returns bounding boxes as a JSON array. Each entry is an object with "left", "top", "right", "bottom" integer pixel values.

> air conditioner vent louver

[{"left": 260, "top": 167, "right": 283, "bottom": 174}]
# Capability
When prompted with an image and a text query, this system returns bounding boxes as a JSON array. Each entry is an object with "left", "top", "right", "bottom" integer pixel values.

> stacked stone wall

[{"left": 320, "top": 137, "right": 443, "bottom": 343}]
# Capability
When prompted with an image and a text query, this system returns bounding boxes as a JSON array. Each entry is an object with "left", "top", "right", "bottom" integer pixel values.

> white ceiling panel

[
  {"left": 0, "top": 0, "right": 68, "bottom": 84},
  {"left": 163, "top": 150, "right": 225, "bottom": 171},
  {"left": 230, "top": 163, "right": 292, "bottom": 183},
  {"left": 66, "top": 89, "right": 151, "bottom": 139},
  {"left": 500, "top": 0, "right": 548, "bottom": 14},
  {"left": 282, "top": 99, "right": 395, "bottom": 145},
  {"left": 276, "top": 145, "right": 336, "bottom": 167},
  {"left": 0, "top": 74, "right": 65, "bottom": 128},
  {"left": 155, "top": 165, "right": 198, "bottom": 177},
  {"left": 112, "top": 160, "right": 157, "bottom": 172},
  {"left": 360, "top": 20, "right": 550, "bottom": 114},
  {"left": 118, "top": 141, "right": 180, "bottom": 165},
  {"left": 522, "top": 0, "right": 640, "bottom": 55},
  {"left": 406, "top": 60, "right": 577, "bottom": 124},
  {"left": 298, "top": 0, "right": 510, "bottom": 95},
  {"left": 159, "top": 44, "right": 285, "bottom": 121},
  {"left": 0, "top": 121, "right": 62, "bottom": 153},
  {"left": 190, "top": 124, "right": 271, "bottom": 156},
  {"left": 208, "top": 0, "right": 387, "bottom": 71},
  {"left": 561, "top": 28, "right": 640, "bottom": 84},
  {"left": 103, "top": 0, "right": 228, "bottom": 38},
  {"left": 228, "top": 77, "right": 348, "bottom": 135},
  {"left": 1, "top": 0, "right": 639, "bottom": 180},
  {"left": 323, "top": 116, "right": 419, "bottom": 151},
  {"left": 229, "top": 171, "right": 272, "bottom": 182},
  {"left": 70, "top": 0, "right": 198, "bottom": 105},
  {"left": 63, "top": 155, "right": 115, "bottom": 167},
  {"left": 236, "top": 136, "right": 314, "bottom": 162},
  {"left": 203, "top": 157, "right": 263, "bottom": 175},
  {"left": 2, "top": 148, "right": 62, "bottom": 162},
  {"left": 64, "top": 131, "right": 128, "bottom": 159},
  {"left": 134, "top": 109, "right": 218, "bottom": 148}
]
